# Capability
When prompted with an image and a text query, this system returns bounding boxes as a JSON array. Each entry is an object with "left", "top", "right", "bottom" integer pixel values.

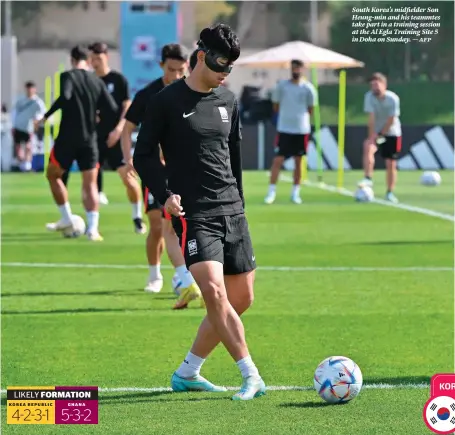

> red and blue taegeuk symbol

[{"left": 437, "top": 407, "right": 451, "bottom": 421}]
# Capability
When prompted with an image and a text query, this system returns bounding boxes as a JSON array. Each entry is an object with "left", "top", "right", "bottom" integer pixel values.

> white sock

[
  {"left": 149, "top": 264, "right": 162, "bottom": 280},
  {"left": 86, "top": 211, "right": 99, "bottom": 233},
  {"left": 236, "top": 355, "right": 260, "bottom": 379},
  {"left": 268, "top": 184, "right": 276, "bottom": 195},
  {"left": 292, "top": 184, "right": 301, "bottom": 196},
  {"left": 58, "top": 202, "right": 73, "bottom": 224},
  {"left": 176, "top": 265, "right": 195, "bottom": 288},
  {"left": 131, "top": 201, "right": 142, "bottom": 220},
  {"left": 176, "top": 352, "right": 205, "bottom": 378}
]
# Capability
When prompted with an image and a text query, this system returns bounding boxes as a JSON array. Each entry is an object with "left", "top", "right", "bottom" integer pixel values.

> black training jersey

[
  {"left": 97, "top": 70, "right": 130, "bottom": 136},
  {"left": 125, "top": 78, "right": 165, "bottom": 126},
  {"left": 44, "top": 69, "right": 118, "bottom": 144},
  {"left": 133, "top": 79, "right": 244, "bottom": 219}
]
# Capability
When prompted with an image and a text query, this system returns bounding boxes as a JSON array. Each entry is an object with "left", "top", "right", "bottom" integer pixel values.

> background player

[
  {"left": 60, "top": 42, "right": 145, "bottom": 232},
  {"left": 122, "top": 44, "right": 202, "bottom": 307},
  {"left": 134, "top": 24, "right": 265, "bottom": 400},
  {"left": 39, "top": 46, "right": 117, "bottom": 241},
  {"left": 12, "top": 81, "right": 46, "bottom": 172},
  {"left": 264, "top": 60, "right": 316, "bottom": 205},
  {"left": 360, "top": 72, "right": 401, "bottom": 203}
]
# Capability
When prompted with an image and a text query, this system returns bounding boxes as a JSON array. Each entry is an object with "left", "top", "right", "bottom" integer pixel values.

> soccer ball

[
  {"left": 62, "top": 215, "right": 86, "bottom": 238},
  {"left": 354, "top": 185, "right": 374, "bottom": 202},
  {"left": 420, "top": 171, "right": 442, "bottom": 186},
  {"left": 172, "top": 273, "right": 183, "bottom": 297},
  {"left": 313, "top": 356, "right": 363, "bottom": 404}
]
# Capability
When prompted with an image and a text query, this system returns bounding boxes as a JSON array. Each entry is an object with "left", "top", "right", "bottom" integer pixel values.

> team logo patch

[
  {"left": 107, "top": 83, "right": 114, "bottom": 93},
  {"left": 147, "top": 192, "right": 155, "bottom": 205},
  {"left": 188, "top": 239, "right": 198, "bottom": 256},
  {"left": 218, "top": 107, "right": 229, "bottom": 123}
]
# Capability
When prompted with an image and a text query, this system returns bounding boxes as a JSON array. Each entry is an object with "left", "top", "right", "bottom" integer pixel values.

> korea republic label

[{"left": 7, "top": 386, "right": 98, "bottom": 425}]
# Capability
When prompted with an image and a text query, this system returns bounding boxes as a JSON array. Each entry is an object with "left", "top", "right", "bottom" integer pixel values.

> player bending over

[
  {"left": 134, "top": 24, "right": 266, "bottom": 400},
  {"left": 122, "top": 44, "right": 202, "bottom": 308},
  {"left": 39, "top": 46, "right": 118, "bottom": 241},
  {"left": 264, "top": 60, "right": 316, "bottom": 205},
  {"left": 59, "top": 42, "right": 146, "bottom": 232},
  {"left": 359, "top": 72, "right": 401, "bottom": 203}
]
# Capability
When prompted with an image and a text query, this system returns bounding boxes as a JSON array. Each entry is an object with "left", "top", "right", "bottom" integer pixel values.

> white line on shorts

[
  {"left": 1, "top": 262, "right": 452, "bottom": 272},
  {"left": 279, "top": 175, "right": 454, "bottom": 222},
  {"left": 0, "top": 383, "right": 429, "bottom": 395}
]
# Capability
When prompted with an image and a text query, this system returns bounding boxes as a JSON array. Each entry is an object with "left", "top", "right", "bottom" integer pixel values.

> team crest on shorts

[
  {"left": 147, "top": 192, "right": 155, "bottom": 205},
  {"left": 423, "top": 374, "right": 455, "bottom": 434},
  {"left": 187, "top": 239, "right": 198, "bottom": 256}
]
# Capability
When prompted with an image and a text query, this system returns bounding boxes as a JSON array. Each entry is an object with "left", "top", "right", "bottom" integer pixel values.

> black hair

[
  {"left": 161, "top": 44, "right": 188, "bottom": 63},
  {"left": 189, "top": 49, "right": 198, "bottom": 70},
  {"left": 25, "top": 81, "right": 36, "bottom": 88},
  {"left": 291, "top": 59, "right": 304, "bottom": 68},
  {"left": 198, "top": 23, "right": 240, "bottom": 62},
  {"left": 88, "top": 42, "right": 108, "bottom": 55},
  {"left": 70, "top": 45, "right": 88, "bottom": 62}
]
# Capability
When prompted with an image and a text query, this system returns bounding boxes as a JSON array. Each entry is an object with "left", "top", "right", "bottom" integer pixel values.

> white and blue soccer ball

[
  {"left": 172, "top": 273, "right": 183, "bottom": 297},
  {"left": 314, "top": 356, "right": 363, "bottom": 404},
  {"left": 420, "top": 171, "right": 442, "bottom": 186},
  {"left": 354, "top": 185, "right": 375, "bottom": 202},
  {"left": 62, "top": 215, "right": 86, "bottom": 238}
]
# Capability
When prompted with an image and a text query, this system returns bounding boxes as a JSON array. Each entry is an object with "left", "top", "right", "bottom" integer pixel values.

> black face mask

[
  {"left": 197, "top": 41, "right": 233, "bottom": 73},
  {"left": 292, "top": 72, "right": 301, "bottom": 80}
]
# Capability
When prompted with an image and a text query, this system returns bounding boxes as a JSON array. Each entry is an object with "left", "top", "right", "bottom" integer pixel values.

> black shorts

[
  {"left": 50, "top": 140, "right": 99, "bottom": 171},
  {"left": 376, "top": 136, "right": 402, "bottom": 160},
  {"left": 141, "top": 182, "right": 171, "bottom": 219},
  {"left": 275, "top": 132, "right": 310, "bottom": 158},
  {"left": 172, "top": 214, "right": 256, "bottom": 275},
  {"left": 13, "top": 129, "right": 31, "bottom": 144},
  {"left": 98, "top": 139, "right": 125, "bottom": 170}
]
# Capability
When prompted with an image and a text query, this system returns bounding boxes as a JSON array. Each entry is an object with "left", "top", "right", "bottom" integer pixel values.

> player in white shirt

[
  {"left": 360, "top": 72, "right": 401, "bottom": 203},
  {"left": 12, "top": 81, "right": 46, "bottom": 172},
  {"left": 265, "top": 60, "right": 316, "bottom": 205}
]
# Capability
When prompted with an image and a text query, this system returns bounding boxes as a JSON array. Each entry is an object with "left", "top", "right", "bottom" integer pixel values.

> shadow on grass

[
  {"left": 1, "top": 291, "right": 176, "bottom": 300},
  {"left": 280, "top": 401, "right": 347, "bottom": 409},
  {"left": 100, "top": 391, "right": 228, "bottom": 405},
  {"left": 1, "top": 306, "right": 179, "bottom": 315},
  {"left": 356, "top": 240, "right": 453, "bottom": 246}
]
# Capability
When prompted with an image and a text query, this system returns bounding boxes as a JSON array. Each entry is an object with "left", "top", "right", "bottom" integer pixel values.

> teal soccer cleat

[
  {"left": 232, "top": 376, "right": 266, "bottom": 401},
  {"left": 171, "top": 373, "right": 227, "bottom": 392}
]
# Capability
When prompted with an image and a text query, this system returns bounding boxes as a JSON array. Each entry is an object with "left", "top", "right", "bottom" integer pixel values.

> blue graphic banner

[{"left": 120, "top": 1, "right": 180, "bottom": 95}]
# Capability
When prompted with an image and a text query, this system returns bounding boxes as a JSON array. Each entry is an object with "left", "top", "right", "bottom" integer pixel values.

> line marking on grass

[
  {"left": 1, "top": 262, "right": 452, "bottom": 272},
  {"left": 280, "top": 175, "right": 455, "bottom": 222},
  {"left": 0, "top": 383, "right": 428, "bottom": 395}
]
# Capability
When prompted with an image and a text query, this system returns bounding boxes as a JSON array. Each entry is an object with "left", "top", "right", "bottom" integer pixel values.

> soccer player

[
  {"left": 39, "top": 46, "right": 118, "bottom": 241},
  {"left": 122, "top": 44, "right": 201, "bottom": 306},
  {"left": 12, "top": 81, "right": 46, "bottom": 172},
  {"left": 61, "top": 42, "right": 145, "bottom": 231},
  {"left": 359, "top": 72, "right": 401, "bottom": 203},
  {"left": 134, "top": 24, "right": 265, "bottom": 400},
  {"left": 264, "top": 60, "right": 317, "bottom": 205}
]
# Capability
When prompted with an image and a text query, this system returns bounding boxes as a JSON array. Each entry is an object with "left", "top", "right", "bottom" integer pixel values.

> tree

[{"left": 274, "top": 1, "right": 330, "bottom": 41}]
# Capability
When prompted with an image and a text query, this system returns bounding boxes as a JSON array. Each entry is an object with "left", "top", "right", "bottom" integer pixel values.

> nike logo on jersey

[{"left": 183, "top": 112, "right": 195, "bottom": 118}]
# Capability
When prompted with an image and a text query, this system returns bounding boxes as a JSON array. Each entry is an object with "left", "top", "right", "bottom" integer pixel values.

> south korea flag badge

[{"left": 423, "top": 395, "right": 455, "bottom": 434}]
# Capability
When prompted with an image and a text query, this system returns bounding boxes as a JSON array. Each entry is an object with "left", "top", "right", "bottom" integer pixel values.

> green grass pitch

[{"left": 1, "top": 170, "right": 453, "bottom": 434}]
